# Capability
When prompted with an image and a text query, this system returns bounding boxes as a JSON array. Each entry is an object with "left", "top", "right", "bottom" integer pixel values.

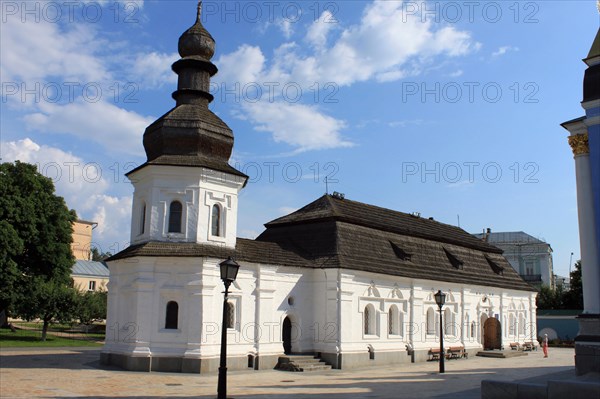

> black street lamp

[
  {"left": 434, "top": 289, "right": 446, "bottom": 374},
  {"left": 217, "top": 257, "right": 240, "bottom": 399}
]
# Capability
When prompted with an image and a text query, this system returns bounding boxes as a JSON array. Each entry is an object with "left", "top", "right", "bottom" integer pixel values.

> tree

[
  {"left": 0, "top": 161, "right": 77, "bottom": 335},
  {"left": 537, "top": 285, "right": 563, "bottom": 309},
  {"left": 18, "top": 278, "right": 78, "bottom": 340},
  {"left": 91, "top": 247, "right": 112, "bottom": 262},
  {"left": 76, "top": 290, "right": 107, "bottom": 326},
  {"left": 536, "top": 260, "right": 583, "bottom": 311},
  {"left": 563, "top": 260, "right": 583, "bottom": 309}
]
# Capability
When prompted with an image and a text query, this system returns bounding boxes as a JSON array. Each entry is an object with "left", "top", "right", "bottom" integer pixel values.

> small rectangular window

[{"left": 88, "top": 281, "right": 96, "bottom": 291}]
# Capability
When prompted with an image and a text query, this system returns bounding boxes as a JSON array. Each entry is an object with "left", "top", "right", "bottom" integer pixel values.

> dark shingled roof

[
  {"left": 127, "top": 155, "right": 248, "bottom": 182},
  {"left": 264, "top": 195, "right": 502, "bottom": 253},
  {"left": 108, "top": 195, "right": 535, "bottom": 292},
  {"left": 108, "top": 238, "right": 312, "bottom": 268}
]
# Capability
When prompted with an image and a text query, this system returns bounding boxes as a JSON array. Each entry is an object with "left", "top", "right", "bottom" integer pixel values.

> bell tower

[{"left": 126, "top": 1, "right": 247, "bottom": 248}]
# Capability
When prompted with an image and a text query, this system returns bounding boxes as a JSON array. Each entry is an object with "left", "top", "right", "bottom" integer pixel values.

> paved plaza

[{"left": 0, "top": 347, "right": 577, "bottom": 398}]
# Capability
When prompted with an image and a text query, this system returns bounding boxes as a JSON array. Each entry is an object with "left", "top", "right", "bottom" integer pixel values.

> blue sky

[{"left": 1, "top": 1, "right": 598, "bottom": 278}]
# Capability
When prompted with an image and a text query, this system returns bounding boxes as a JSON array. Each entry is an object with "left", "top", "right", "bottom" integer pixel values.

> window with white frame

[
  {"left": 519, "top": 313, "right": 526, "bottom": 336},
  {"left": 165, "top": 301, "right": 179, "bottom": 329},
  {"left": 444, "top": 308, "right": 456, "bottom": 336},
  {"left": 168, "top": 201, "right": 183, "bottom": 233},
  {"left": 509, "top": 313, "right": 517, "bottom": 336},
  {"left": 88, "top": 280, "right": 96, "bottom": 291},
  {"left": 426, "top": 307, "right": 435, "bottom": 335},
  {"left": 225, "top": 301, "right": 235, "bottom": 329},
  {"left": 140, "top": 203, "right": 146, "bottom": 235},
  {"left": 211, "top": 204, "right": 221, "bottom": 237},
  {"left": 364, "top": 304, "right": 376, "bottom": 335},
  {"left": 388, "top": 305, "right": 399, "bottom": 335}
]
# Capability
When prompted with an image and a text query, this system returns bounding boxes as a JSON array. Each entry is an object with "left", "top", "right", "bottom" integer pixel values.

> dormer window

[
  {"left": 443, "top": 247, "right": 464, "bottom": 270},
  {"left": 168, "top": 201, "right": 183, "bottom": 233},
  {"left": 485, "top": 255, "right": 504, "bottom": 275},
  {"left": 211, "top": 204, "right": 221, "bottom": 236},
  {"left": 390, "top": 241, "right": 412, "bottom": 261}
]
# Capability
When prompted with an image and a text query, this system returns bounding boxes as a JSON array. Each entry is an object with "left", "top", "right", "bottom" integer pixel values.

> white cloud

[
  {"left": 128, "top": 51, "right": 178, "bottom": 89},
  {"left": 213, "top": 0, "right": 479, "bottom": 152},
  {"left": 276, "top": 18, "right": 294, "bottom": 39},
  {"left": 23, "top": 99, "right": 154, "bottom": 156},
  {"left": 89, "top": 195, "right": 133, "bottom": 253},
  {"left": 221, "top": 1, "right": 479, "bottom": 88},
  {"left": 492, "top": 46, "right": 519, "bottom": 58},
  {"left": 244, "top": 102, "right": 351, "bottom": 152},
  {"left": 306, "top": 11, "right": 336, "bottom": 50},
  {"left": 215, "top": 45, "right": 266, "bottom": 86},
  {"left": 1, "top": 138, "right": 132, "bottom": 252},
  {"left": 0, "top": 14, "right": 109, "bottom": 83}
]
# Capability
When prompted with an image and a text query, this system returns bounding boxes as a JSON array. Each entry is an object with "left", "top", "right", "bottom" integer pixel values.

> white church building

[{"left": 101, "top": 4, "right": 538, "bottom": 373}]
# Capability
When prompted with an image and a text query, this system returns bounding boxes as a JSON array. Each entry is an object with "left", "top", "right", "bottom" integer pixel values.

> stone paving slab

[{"left": 0, "top": 347, "right": 576, "bottom": 398}]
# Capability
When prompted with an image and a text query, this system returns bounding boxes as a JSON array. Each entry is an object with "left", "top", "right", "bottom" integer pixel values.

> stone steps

[
  {"left": 476, "top": 350, "right": 529, "bottom": 358},
  {"left": 275, "top": 354, "right": 333, "bottom": 372}
]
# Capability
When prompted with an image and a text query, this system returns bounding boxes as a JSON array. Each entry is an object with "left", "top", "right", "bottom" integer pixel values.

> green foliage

[
  {"left": 536, "top": 260, "right": 583, "bottom": 310},
  {"left": 91, "top": 247, "right": 112, "bottom": 261},
  {"left": 76, "top": 290, "right": 107, "bottom": 325},
  {"left": 0, "top": 220, "right": 24, "bottom": 319},
  {"left": 0, "top": 161, "right": 77, "bottom": 322},
  {"left": 0, "top": 327, "right": 103, "bottom": 347},
  {"left": 563, "top": 260, "right": 583, "bottom": 309},
  {"left": 18, "top": 278, "right": 79, "bottom": 340},
  {"left": 537, "top": 285, "right": 562, "bottom": 309}
]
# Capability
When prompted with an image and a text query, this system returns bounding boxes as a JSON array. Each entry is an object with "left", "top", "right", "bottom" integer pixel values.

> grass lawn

[{"left": 0, "top": 327, "right": 103, "bottom": 347}]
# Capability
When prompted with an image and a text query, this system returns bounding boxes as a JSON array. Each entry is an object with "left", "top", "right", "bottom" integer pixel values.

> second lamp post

[
  {"left": 434, "top": 289, "right": 446, "bottom": 374},
  {"left": 217, "top": 257, "right": 240, "bottom": 399}
]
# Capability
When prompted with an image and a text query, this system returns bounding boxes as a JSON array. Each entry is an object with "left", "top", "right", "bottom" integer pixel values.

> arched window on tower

[
  {"left": 211, "top": 204, "right": 221, "bottom": 236},
  {"left": 225, "top": 301, "right": 235, "bottom": 329},
  {"left": 168, "top": 201, "right": 182, "bottom": 233},
  {"left": 165, "top": 301, "right": 179, "bottom": 329},
  {"left": 140, "top": 203, "right": 146, "bottom": 235}
]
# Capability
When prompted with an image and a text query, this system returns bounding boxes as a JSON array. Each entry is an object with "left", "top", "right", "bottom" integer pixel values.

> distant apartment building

[
  {"left": 71, "top": 219, "right": 96, "bottom": 261},
  {"left": 72, "top": 260, "right": 109, "bottom": 292},
  {"left": 473, "top": 230, "right": 554, "bottom": 289},
  {"left": 71, "top": 219, "right": 108, "bottom": 291}
]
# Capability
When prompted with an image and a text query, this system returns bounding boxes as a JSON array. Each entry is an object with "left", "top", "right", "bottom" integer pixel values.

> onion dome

[
  {"left": 137, "top": 1, "right": 246, "bottom": 181},
  {"left": 178, "top": 2, "right": 215, "bottom": 60}
]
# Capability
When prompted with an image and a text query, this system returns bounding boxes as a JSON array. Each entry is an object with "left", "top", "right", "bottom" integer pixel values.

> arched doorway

[
  {"left": 282, "top": 317, "right": 292, "bottom": 355},
  {"left": 483, "top": 317, "right": 502, "bottom": 350}
]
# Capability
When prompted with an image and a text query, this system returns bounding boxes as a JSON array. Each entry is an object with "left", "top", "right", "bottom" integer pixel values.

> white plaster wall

[
  {"left": 104, "top": 256, "right": 538, "bottom": 361},
  {"left": 128, "top": 165, "right": 244, "bottom": 248}
]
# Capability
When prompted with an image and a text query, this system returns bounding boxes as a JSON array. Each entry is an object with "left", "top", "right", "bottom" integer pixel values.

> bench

[
  {"left": 522, "top": 341, "right": 536, "bottom": 351},
  {"left": 509, "top": 342, "right": 521, "bottom": 351},
  {"left": 428, "top": 348, "right": 443, "bottom": 361},
  {"left": 447, "top": 346, "right": 467, "bottom": 359}
]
